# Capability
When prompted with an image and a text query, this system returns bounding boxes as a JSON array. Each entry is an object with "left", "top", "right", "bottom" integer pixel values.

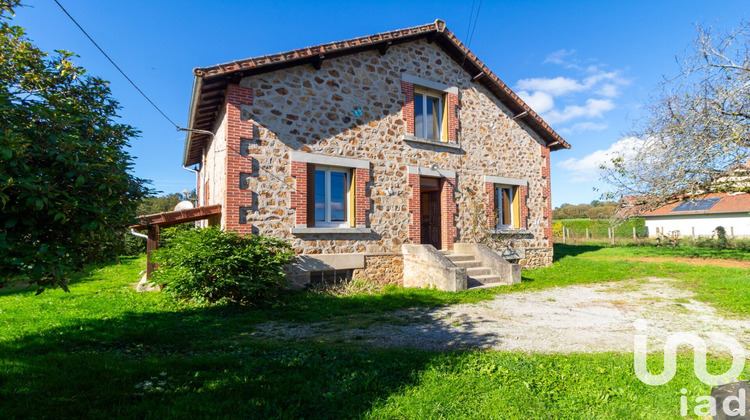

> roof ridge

[{"left": 194, "top": 20, "right": 441, "bottom": 78}]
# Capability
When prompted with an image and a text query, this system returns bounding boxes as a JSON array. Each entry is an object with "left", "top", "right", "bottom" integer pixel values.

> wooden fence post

[
  {"left": 146, "top": 224, "right": 159, "bottom": 280},
  {"left": 731, "top": 226, "right": 735, "bottom": 237},
  {"left": 633, "top": 227, "right": 636, "bottom": 239},
  {"left": 586, "top": 228, "right": 589, "bottom": 239},
  {"left": 563, "top": 226, "right": 566, "bottom": 244},
  {"left": 692, "top": 227, "right": 695, "bottom": 239},
  {"left": 610, "top": 228, "right": 615, "bottom": 246}
]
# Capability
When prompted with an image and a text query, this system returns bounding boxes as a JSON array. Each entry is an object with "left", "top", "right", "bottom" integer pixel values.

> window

[
  {"left": 309, "top": 269, "right": 353, "bottom": 285},
  {"left": 414, "top": 89, "right": 445, "bottom": 141},
  {"left": 313, "top": 166, "right": 350, "bottom": 227},
  {"left": 495, "top": 185, "right": 519, "bottom": 229}
]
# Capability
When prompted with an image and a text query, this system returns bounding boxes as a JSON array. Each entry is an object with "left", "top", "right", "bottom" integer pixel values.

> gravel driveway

[{"left": 255, "top": 277, "right": 750, "bottom": 354}]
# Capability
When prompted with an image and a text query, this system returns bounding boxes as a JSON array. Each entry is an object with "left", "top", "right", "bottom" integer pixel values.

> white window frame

[
  {"left": 495, "top": 185, "right": 516, "bottom": 230},
  {"left": 314, "top": 165, "right": 350, "bottom": 228},
  {"left": 414, "top": 90, "right": 444, "bottom": 141}
]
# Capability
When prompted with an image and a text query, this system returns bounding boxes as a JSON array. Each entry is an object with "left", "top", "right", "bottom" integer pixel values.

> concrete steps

[{"left": 441, "top": 250, "right": 503, "bottom": 289}]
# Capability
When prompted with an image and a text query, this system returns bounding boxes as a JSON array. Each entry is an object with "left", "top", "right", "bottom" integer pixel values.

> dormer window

[{"left": 414, "top": 90, "right": 444, "bottom": 141}]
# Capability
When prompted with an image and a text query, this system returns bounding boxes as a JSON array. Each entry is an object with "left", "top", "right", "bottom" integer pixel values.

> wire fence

[{"left": 554, "top": 226, "right": 646, "bottom": 245}]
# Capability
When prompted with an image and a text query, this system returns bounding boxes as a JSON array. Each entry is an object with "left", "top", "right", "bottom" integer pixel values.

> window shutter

[
  {"left": 442, "top": 96, "right": 449, "bottom": 142},
  {"left": 349, "top": 169, "right": 356, "bottom": 227},
  {"left": 513, "top": 187, "right": 520, "bottom": 229},
  {"left": 306, "top": 163, "right": 315, "bottom": 227}
]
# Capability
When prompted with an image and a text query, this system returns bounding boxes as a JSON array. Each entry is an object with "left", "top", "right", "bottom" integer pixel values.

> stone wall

[
  {"left": 199, "top": 38, "right": 557, "bottom": 276},
  {"left": 519, "top": 247, "right": 554, "bottom": 269},
  {"left": 352, "top": 255, "right": 403, "bottom": 286}
]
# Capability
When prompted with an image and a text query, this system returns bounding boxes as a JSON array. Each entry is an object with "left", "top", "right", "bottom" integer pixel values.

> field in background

[{"left": 553, "top": 218, "right": 646, "bottom": 241}]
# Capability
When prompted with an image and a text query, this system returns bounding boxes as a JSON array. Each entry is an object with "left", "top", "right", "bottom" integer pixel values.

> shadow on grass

[
  {"left": 0, "top": 256, "right": 144, "bottom": 298},
  {"left": 1, "top": 291, "right": 502, "bottom": 419},
  {"left": 553, "top": 243, "right": 604, "bottom": 262}
]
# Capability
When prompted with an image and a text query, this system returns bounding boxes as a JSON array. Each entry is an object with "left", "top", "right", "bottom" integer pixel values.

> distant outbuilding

[{"left": 637, "top": 193, "right": 750, "bottom": 238}]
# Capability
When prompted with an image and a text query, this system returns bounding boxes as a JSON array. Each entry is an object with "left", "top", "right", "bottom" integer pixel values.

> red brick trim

[
  {"left": 408, "top": 174, "right": 420, "bottom": 243},
  {"left": 224, "top": 84, "right": 254, "bottom": 235},
  {"left": 203, "top": 180, "right": 210, "bottom": 206},
  {"left": 402, "top": 81, "right": 414, "bottom": 135},
  {"left": 354, "top": 167, "right": 370, "bottom": 227},
  {"left": 484, "top": 182, "right": 496, "bottom": 228},
  {"left": 290, "top": 161, "right": 308, "bottom": 226},
  {"left": 541, "top": 145, "right": 552, "bottom": 246},
  {"left": 519, "top": 185, "right": 528, "bottom": 229},
  {"left": 440, "top": 177, "right": 457, "bottom": 250},
  {"left": 446, "top": 92, "right": 458, "bottom": 143}
]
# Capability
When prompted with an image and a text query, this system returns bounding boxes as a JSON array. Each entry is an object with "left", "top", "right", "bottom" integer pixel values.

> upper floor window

[
  {"left": 414, "top": 90, "right": 444, "bottom": 141},
  {"left": 314, "top": 166, "right": 350, "bottom": 227}
]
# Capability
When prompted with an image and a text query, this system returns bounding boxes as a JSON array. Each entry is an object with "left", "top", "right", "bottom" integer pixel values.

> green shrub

[
  {"left": 552, "top": 221, "right": 564, "bottom": 237},
  {"left": 151, "top": 227, "right": 295, "bottom": 304},
  {"left": 716, "top": 226, "right": 728, "bottom": 249}
]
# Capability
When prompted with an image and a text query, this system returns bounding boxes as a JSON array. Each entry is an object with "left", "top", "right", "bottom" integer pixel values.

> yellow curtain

[{"left": 349, "top": 170, "right": 356, "bottom": 228}]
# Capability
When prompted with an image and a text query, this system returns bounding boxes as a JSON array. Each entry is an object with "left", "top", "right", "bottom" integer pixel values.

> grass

[
  {"left": 590, "top": 243, "right": 750, "bottom": 261},
  {"left": 2, "top": 245, "right": 750, "bottom": 418}
]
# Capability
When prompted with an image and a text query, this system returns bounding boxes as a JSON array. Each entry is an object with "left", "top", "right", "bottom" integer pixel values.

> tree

[
  {"left": 604, "top": 21, "right": 750, "bottom": 207},
  {"left": 0, "top": 1, "right": 150, "bottom": 291},
  {"left": 137, "top": 193, "right": 187, "bottom": 216}
]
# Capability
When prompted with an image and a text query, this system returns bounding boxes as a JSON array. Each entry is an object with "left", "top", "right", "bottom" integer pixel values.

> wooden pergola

[{"left": 129, "top": 204, "right": 221, "bottom": 278}]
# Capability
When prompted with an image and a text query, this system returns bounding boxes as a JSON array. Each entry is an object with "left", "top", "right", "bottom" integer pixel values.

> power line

[
  {"left": 467, "top": 0, "right": 484, "bottom": 47},
  {"left": 53, "top": 0, "right": 180, "bottom": 129},
  {"left": 465, "top": 0, "right": 477, "bottom": 42}
]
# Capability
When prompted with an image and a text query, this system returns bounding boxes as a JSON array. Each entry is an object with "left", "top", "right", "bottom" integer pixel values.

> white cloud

[
  {"left": 596, "top": 83, "right": 620, "bottom": 98},
  {"left": 514, "top": 53, "right": 630, "bottom": 132},
  {"left": 557, "top": 136, "right": 645, "bottom": 183},
  {"left": 544, "top": 98, "right": 615, "bottom": 124},
  {"left": 516, "top": 90, "right": 555, "bottom": 114},
  {"left": 544, "top": 49, "right": 579, "bottom": 69},
  {"left": 516, "top": 76, "right": 585, "bottom": 97},
  {"left": 558, "top": 122, "right": 608, "bottom": 135}
]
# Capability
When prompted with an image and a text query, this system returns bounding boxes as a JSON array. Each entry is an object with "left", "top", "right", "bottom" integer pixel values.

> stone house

[{"left": 182, "top": 20, "right": 570, "bottom": 290}]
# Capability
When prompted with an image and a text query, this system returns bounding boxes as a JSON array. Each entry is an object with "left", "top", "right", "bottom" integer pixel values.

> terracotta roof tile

[{"left": 641, "top": 193, "right": 750, "bottom": 217}]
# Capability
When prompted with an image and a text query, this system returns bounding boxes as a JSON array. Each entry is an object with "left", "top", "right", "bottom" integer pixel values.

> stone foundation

[
  {"left": 352, "top": 255, "right": 403, "bottom": 286},
  {"left": 518, "top": 247, "right": 554, "bottom": 269}
]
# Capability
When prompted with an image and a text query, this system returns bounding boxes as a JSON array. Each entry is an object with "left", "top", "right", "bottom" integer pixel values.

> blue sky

[{"left": 13, "top": 0, "right": 749, "bottom": 207}]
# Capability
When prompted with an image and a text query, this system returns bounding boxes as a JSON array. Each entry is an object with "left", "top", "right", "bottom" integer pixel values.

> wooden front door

[{"left": 421, "top": 190, "right": 442, "bottom": 249}]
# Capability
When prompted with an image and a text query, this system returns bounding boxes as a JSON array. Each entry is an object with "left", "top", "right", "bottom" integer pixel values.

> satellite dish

[{"left": 174, "top": 200, "right": 194, "bottom": 211}]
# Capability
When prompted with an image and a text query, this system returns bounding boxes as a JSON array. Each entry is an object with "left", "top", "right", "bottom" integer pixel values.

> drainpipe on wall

[
  {"left": 178, "top": 127, "right": 215, "bottom": 227},
  {"left": 129, "top": 228, "right": 148, "bottom": 239},
  {"left": 178, "top": 127, "right": 215, "bottom": 204}
]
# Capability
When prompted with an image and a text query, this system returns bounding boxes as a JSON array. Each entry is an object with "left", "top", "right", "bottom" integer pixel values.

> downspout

[
  {"left": 130, "top": 228, "right": 148, "bottom": 239},
  {"left": 178, "top": 127, "right": 215, "bottom": 207}
]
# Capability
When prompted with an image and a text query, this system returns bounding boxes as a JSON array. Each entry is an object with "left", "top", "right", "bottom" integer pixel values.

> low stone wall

[
  {"left": 454, "top": 242, "right": 521, "bottom": 285},
  {"left": 352, "top": 255, "right": 403, "bottom": 286},
  {"left": 402, "top": 244, "right": 467, "bottom": 291},
  {"left": 519, "top": 247, "right": 554, "bottom": 269}
]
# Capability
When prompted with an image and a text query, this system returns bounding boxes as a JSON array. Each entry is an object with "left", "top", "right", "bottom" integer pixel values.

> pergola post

[
  {"left": 146, "top": 224, "right": 159, "bottom": 279},
  {"left": 129, "top": 204, "right": 222, "bottom": 282}
]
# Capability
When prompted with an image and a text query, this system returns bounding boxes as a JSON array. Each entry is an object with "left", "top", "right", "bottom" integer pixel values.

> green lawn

[
  {"left": 564, "top": 242, "right": 750, "bottom": 261},
  {"left": 2, "top": 245, "right": 749, "bottom": 419}
]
